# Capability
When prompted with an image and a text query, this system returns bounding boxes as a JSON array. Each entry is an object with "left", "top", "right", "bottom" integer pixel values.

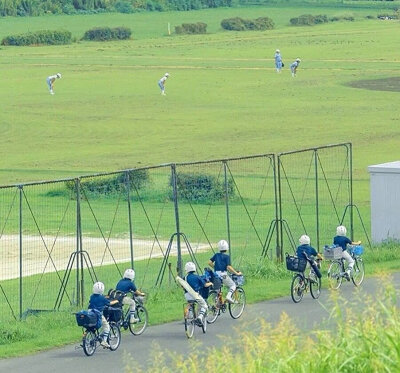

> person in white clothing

[
  {"left": 158, "top": 73, "right": 170, "bottom": 95},
  {"left": 46, "top": 73, "right": 61, "bottom": 95}
]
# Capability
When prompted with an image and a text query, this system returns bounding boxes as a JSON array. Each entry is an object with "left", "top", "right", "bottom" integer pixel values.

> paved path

[{"left": 1, "top": 273, "right": 399, "bottom": 372}]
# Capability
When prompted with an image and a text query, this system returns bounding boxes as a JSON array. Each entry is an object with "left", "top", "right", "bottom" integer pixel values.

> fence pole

[
  {"left": 314, "top": 150, "right": 320, "bottom": 250},
  {"left": 277, "top": 156, "right": 284, "bottom": 258},
  {"left": 125, "top": 171, "right": 134, "bottom": 269},
  {"left": 171, "top": 164, "right": 182, "bottom": 277},
  {"left": 75, "top": 179, "right": 83, "bottom": 307},
  {"left": 349, "top": 144, "right": 354, "bottom": 241},
  {"left": 18, "top": 185, "right": 23, "bottom": 319},
  {"left": 272, "top": 155, "right": 280, "bottom": 261},
  {"left": 223, "top": 161, "right": 232, "bottom": 259}
]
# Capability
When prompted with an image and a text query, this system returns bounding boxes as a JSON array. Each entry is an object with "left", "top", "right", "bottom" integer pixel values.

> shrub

[
  {"left": 1, "top": 30, "right": 72, "bottom": 46},
  {"left": 221, "top": 16, "right": 274, "bottom": 31},
  {"left": 313, "top": 14, "right": 328, "bottom": 24},
  {"left": 114, "top": 0, "right": 134, "bottom": 13},
  {"left": 290, "top": 14, "right": 316, "bottom": 26},
  {"left": 64, "top": 169, "right": 149, "bottom": 197},
  {"left": 290, "top": 14, "right": 329, "bottom": 26},
  {"left": 175, "top": 22, "right": 207, "bottom": 34},
  {"left": 172, "top": 172, "right": 235, "bottom": 203},
  {"left": 82, "top": 26, "right": 132, "bottom": 41}
]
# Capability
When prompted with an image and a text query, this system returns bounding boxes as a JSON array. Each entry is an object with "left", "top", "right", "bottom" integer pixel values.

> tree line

[{"left": 0, "top": 0, "right": 234, "bottom": 16}]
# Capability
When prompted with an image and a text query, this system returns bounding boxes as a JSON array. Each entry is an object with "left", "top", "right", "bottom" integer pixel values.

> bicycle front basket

[
  {"left": 349, "top": 245, "right": 364, "bottom": 256},
  {"left": 323, "top": 245, "right": 342, "bottom": 260},
  {"left": 285, "top": 254, "right": 307, "bottom": 272},
  {"left": 231, "top": 274, "right": 245, "bottom": 286}
]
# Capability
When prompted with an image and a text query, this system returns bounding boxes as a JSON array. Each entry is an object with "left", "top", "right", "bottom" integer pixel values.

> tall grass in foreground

[{"left": 126, "top": 275, "right": 400, "bottom": 372}]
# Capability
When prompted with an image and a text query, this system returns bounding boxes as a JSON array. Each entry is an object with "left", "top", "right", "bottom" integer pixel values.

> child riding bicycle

[
  {"left": 333, "top": 225, "right": 361, "bottom": 278},
  {"left": 296, "top": 235, "right": 323, "bottom": 278},
  {"left": 208, "top": 240, "right": 242, "bottom": 304},
  {"left": 115, "top": 269, "right": 146, "bottom": 323},
  {"left": 181, "top": 261, "right": 212, "bottom": 325},
  {"left": 89, "top": 282, "right": 119, "bottom": 348}
]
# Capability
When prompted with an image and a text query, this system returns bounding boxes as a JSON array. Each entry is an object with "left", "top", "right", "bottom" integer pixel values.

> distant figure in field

[
  {"left": 158, "top": 73, "right": 170, "bottom": 95},
  {"left": 290, "top": 58, "right": 301, "bottom": 77},
  {"left": 46, "top": 73, "right": 61, "bottom": 95},
  {"left": 274, "top": 49, "right": 283, "bottom": 73}
]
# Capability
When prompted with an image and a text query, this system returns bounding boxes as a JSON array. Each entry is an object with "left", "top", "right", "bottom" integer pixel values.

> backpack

[{"left": 107, "top": 289, "right": 125, "bottom": 306}]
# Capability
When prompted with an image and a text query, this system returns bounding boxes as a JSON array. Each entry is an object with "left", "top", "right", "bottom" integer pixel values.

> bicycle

[
  {"left": 206, "top": 273, "right": 246, "bottom": 324},
  {"left": 120, "top": 292, "right": 148, "bottom": 336},
  {"left": 75, "top": 307, "right": 121, "bottom": 357},
  {"left": 183, "top": 299, "right": 206, "bottom": 338},
  {"left": 327, "top": 245, "right": 365, "bottom": 290},
  {"left": 287, "top": 253, "right": 322, "bottom": 303}
]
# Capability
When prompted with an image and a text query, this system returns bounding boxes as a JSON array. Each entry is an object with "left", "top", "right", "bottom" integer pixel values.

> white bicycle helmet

[
  {"left": 185, "top": 261, "right": 196, "bottom": 273},
  {"left": 56, "top": 73, "right": 62, "bottom": 78},
  {"left": 217, "top": 239, "right": 229, "bottom": 252},
  {"left": 336, "top": 225, "right": 347, "bottom": 236},
  {"left": 124, "top": 268, "right": 135, "bottom": 280},
  {"left": 299, "top": 234, "right": 310, "bottom": 245},
  {"left": 93, "top": 282, "right": 105, "bottom": 295}
]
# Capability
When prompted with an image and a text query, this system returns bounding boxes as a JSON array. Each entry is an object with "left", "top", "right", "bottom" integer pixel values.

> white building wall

[{"left": 368, "top": 161, "right": 400, "bottom": 243}]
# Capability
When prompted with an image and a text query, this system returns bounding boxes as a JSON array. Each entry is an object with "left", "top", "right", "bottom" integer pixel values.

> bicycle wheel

[
  {"left": 108, "top": 323, "right": 121, "bottom": 351},
  {"left": 82, "top": 330, "right": 97, "bottom": 356},
  {"left": 309, "top": 272, "right": 321, "bottom": 299},
  {"left": 351, "top": 257, "right": 365, "bottom": 286},
  {"left": 206, "top": 290, "right": 220, "bottom": 324},
  {"left": 228, "top": 287, "right": 246, "bottom": 319},
  {"left": 184, "top": 303, "right": 195, "bottom": 339},
  {"left": 128, "top": 305, "right": 148, "bottom": 336},
  {"left": 327, "top": 261, "right": 342, "bottom": 290},
  {"left": 291, "top": 274, "right": 304, "bottom": 303}
]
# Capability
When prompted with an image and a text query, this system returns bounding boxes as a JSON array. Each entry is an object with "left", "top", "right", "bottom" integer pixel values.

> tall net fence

[
  {"left": 278, "top": 143, "right": 352, "bottom": 253},
  {"left": 0, "top": 143, "right": 364, "bottom": 320}
]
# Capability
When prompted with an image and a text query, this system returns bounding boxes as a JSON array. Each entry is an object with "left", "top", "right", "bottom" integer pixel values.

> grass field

[{"left": 1, "top": 5, "right": 399, "bottom": 193}]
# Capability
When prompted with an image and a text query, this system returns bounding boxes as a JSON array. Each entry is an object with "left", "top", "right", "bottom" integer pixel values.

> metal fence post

[
  {"left": 314, "top": 149, "right": 320, "bottom": 249},
  {"left": 171, "top": 164, "right": 182, "bottom": 277},
  {"left": 223, "top": 161, "right": 232, "bottom": 259},
  {"left": 272, "top": 155, "right": 281, "bottom": 261},
  {"left": 349, "top": 143, "right": 354, "bottom": 240},
  {"left": 75, "top": 179, "right": 83, "bottom": 307},
  {"left": 18, "top": 185, "right": 23, "bottom": 319},
  {"left": 277, "top": 155, "right": 284, "bottom": 259},
  {"left": 125, "top": 171, "right": 134, "bottom": 269}
]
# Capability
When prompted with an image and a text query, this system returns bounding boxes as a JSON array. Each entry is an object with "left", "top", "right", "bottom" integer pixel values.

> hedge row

[
  {"left": 290, "top": 13, "right": 358, "bottom": 26},
  {"left": 221, "top": 17, "right": 275, "bottom": 31},
  {"left": 1, "top": 29, "right": 72, "bottom": 46},
  {"left": 175, "top": 22, "right": 207, "bottom": 34},
  {"left": 65, "top": 169, "right": 150, "bottom": 197},
  {"left": 82, "top": 26, "right": 132, "bottom": 41}
]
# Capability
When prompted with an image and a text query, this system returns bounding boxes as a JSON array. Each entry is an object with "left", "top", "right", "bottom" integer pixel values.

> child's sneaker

[
  {"left": 130, "top": 314, "right": 139, "bottom": 323},
  {"left": 100, "top": 340, "right": 110, "bottom": 348}
]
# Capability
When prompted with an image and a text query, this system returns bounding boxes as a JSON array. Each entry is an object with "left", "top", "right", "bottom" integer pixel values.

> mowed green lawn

[{"left": 0, "top": 5, "right": 399, "bottom": 211}]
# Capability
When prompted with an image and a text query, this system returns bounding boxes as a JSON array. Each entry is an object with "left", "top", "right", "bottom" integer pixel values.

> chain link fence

[{"left": 0, "top": 143, "right": 367, "bottom": 320}]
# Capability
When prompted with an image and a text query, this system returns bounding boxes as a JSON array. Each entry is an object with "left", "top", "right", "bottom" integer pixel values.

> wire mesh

[
  {"left": 278, "top": 144, "right": 352, "bottom": 253},
  {"left": 0, "top": 186, "right": 19, "bottom": 321},
  {"left": 0, "top": 145, "right": 359, "bottom": 317},
  {"left": 19, "top": 180, "right": 77, "bottom": 316}
]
